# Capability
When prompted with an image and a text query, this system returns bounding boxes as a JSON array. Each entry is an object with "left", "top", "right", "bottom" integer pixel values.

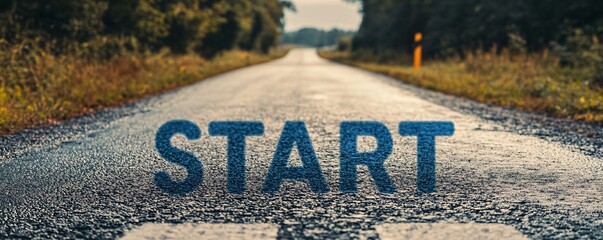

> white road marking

[
  {"left": 375, "top": 222, "right": 528, "bottom": 240},
  {"left": 120, "top": 223, "right": 278, "bottom": 240}
]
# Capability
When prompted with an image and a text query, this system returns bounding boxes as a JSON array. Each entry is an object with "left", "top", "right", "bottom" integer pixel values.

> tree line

[
  {"left": 282, "top": 27, "right": 355, "bottom": 48},
  {"left": 350, "top": 0, "right": 603, "bottom": 58},
  {"left": 0, "top": 0, "right": 294, "bottom": 58}
]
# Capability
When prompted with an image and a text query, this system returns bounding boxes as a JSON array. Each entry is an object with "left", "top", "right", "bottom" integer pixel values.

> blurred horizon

[{"left": 284, "top": 0, "right": 361, "bottom": 32}]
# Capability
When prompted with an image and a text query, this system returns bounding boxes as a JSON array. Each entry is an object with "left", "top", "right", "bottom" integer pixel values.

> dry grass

[
  {"left": 0, "top": 41, "right": 287, "bottom": 134},
  {"left": 320, "top": 49, "right": 603, "bottom": 123}
]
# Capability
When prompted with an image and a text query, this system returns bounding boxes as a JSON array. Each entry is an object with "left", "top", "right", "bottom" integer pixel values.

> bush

[
  {"left": 337, "top": 36, "right": 353, "bottom": 52},
  {"left": 0, "top": 39, "right": 288, "bottom": 133},
  {"left": 553, "top": 28, "right": 603, "bottom": 85}
]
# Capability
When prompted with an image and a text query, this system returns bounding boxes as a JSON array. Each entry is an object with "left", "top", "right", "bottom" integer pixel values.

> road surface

[{"left": 1, "top": 49, "right": 602, "bottom": 239}]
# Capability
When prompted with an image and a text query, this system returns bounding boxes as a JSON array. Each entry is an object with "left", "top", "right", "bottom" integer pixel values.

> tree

[
  {"left": 0, "top": 0, "right": 293, "bottom": 57},
  {"left": 352, "top": 0, "right": 603, "bottom": 58}
]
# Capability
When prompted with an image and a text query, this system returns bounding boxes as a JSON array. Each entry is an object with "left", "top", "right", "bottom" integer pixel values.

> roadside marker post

[{"left": 414, "top": 32, "right": 422, "bottom": 70}]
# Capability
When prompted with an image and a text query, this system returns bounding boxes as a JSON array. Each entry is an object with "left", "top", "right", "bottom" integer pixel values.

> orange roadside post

[{"left": 414, "top": 32, "right": 422, "bottom": 70}]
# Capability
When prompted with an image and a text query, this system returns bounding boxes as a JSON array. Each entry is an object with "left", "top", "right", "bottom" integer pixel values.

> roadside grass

[
  {"left": 319, "top": 50, "right": 603, "bottom": 123},
  {"left": 0, "top": 41, "right": 287, "bottom": 134}
]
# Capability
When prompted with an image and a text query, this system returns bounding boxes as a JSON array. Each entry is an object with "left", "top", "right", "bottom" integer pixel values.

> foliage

[
  {"left": 0, "top": 0, "right": 294, "bottom": 133},
  {"left": 337, "top": 36, "right": 353, "bottom": 52},
  {"left": 552, "top": 28, "right": 603, "bottom": 85},
  {"left": 351, "top": 0, "right": 603, "bottom": 58},
  {"left": 282, "top": 28, "right": 355, "bottom": 47},
  {"left": 0, "top": 0, "right": 294, "bottom": 56}
]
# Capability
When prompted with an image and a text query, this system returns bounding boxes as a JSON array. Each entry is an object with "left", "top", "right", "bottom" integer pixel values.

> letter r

[{"left": 340, "top": 121, "right": 396, "bottom": 194}]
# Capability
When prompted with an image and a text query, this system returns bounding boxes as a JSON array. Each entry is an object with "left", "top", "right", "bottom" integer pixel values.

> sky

[{"left": 284, "top": 0, "right": 362, "bottom": 32}]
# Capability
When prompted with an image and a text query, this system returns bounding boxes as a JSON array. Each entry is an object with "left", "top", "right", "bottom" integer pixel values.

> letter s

[{"left": 154, "top": 120, "right": 202, "bottom": 195}]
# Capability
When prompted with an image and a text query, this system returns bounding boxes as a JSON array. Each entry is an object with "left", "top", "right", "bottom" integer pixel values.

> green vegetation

[
  {"left": 0, "top": 0, "right": 293, "bottom": 133},
  {"left": 282, "top": 28, "right": 355, "bottom": 47},
  {"left": 328, "top": 0, "right": 603, "bottom": 123},
  {"left": 337, "top": 36, "right": 353, "bottom": 52},
  {"left": 350, "top": 0, "right": 602, "bottom": 58},
  {"left": 321, "top": 47, "right": 603, "bottom": 122},
  {"left": 1, "top": 0, "right": 293, "bottom": 57},
  {"left": 0, "top": 41, "right": 288, "bottom": 134}
]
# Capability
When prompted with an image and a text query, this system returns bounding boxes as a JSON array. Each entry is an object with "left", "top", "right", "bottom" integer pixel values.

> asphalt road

[{"left": 1, "top": 49, "right": 602, "bottom": 239}]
